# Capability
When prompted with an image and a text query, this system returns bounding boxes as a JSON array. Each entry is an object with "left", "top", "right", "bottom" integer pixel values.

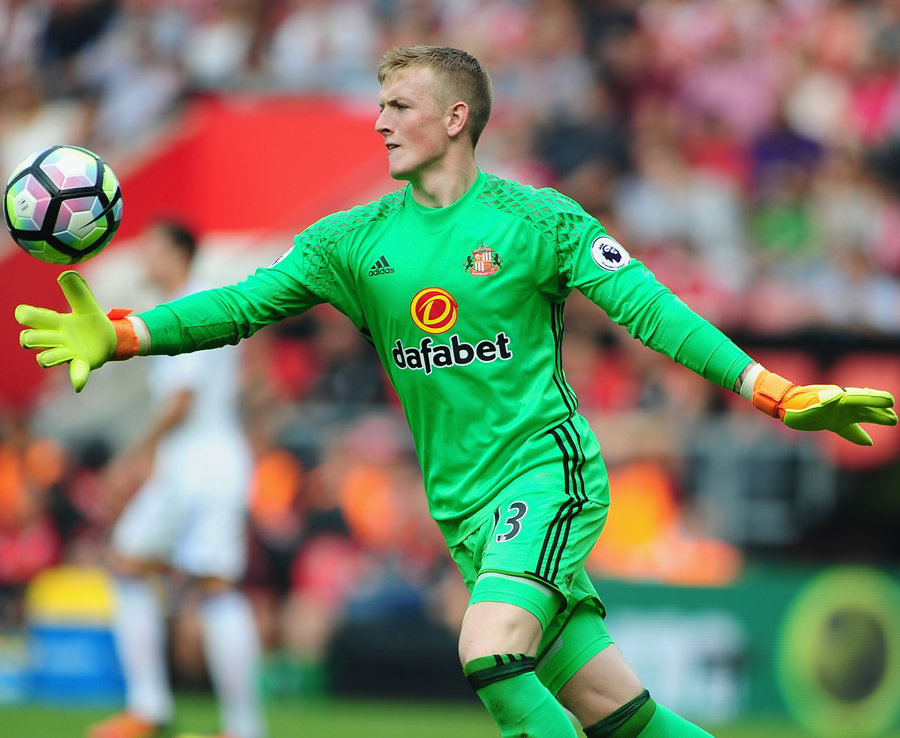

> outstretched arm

[
  {"left": 17, "top": 253, "right": 326, "bottom": 392},
  {"left": 568, "top": 241, "right": 897, "bottom": 446}
]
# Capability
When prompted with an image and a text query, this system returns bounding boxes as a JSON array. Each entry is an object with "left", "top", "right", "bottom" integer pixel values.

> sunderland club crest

[{"left": 464, "top": 244, "right": 502, "bottom": 276}]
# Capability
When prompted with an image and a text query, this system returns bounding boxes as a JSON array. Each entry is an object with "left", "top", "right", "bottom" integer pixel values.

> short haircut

[
  {"left": 377, "top": 45, "right": 493, "bottom": 147},
  {"left": 153, "top": 219, "right": 197, "bottom": 263}
]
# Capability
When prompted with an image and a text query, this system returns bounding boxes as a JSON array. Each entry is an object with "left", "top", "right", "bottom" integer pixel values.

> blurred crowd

[
  {"left": 3, "top": 0, "right": 900, "bottom": 334},
  {"left": 3, "top": 0, "right": 900, "bottom": 693}
]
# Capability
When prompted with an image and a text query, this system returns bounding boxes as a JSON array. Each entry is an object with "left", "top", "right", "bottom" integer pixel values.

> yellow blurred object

[{"left": 24, "top": 565, "right": 115, "bottom": 623}]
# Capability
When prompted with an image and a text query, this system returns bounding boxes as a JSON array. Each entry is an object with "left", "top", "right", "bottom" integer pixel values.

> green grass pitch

[{"left": 4, "top": 693, "right": 900, "bottom": 738}]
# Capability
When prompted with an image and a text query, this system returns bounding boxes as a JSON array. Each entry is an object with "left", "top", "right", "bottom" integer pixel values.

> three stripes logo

[
  {"left": 368, "top": 255, "right": 394, "bottom": 276},
  {"left": 529, "top": 420, "right": 587, "bottom": 584}
]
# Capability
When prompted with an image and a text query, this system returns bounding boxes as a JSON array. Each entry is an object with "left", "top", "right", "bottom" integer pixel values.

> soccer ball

[{"left": 3, "top": 145, "right": 123, "bottom": 264}]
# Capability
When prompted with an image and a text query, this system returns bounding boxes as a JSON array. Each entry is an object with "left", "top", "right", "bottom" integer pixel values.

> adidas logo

[{"left": 368, "top": 255, "right": 395, "bottom": 276}]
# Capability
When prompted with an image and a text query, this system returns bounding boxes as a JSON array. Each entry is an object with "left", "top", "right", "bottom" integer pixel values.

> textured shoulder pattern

[
  {"left": 308, "top": 187, "right": 406, "bottom": 241},
  {"left": 477, "top": 173, "right": 597, "bottom": 285},
  {"left": 478, "top": 173, "right": 593, "bottom": 243},
  {"left": 292, "top": 188, "right": 406, "bottom": 299}
]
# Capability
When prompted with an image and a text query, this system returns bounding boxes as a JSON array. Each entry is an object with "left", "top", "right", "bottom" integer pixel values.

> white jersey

[{"left": 149, "top": 332, "right": 249, "bottom": 477}]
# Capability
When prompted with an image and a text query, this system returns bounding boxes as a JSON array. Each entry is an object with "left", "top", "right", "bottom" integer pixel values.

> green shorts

[{"left": 448, "top": 480, "right": 612, "bottom": 694}]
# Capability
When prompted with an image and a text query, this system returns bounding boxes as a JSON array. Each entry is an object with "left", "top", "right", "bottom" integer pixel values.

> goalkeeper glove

[
  {"left": 16, "top": 270, "right": 141, "bottom": 392},
  {"left": 743, "top": 364, "right": 898, "bottom": 446}
]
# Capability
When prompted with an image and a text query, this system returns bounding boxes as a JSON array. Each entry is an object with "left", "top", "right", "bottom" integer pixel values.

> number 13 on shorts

[{"left": 493, "top": 501, "right": 528, "bottom": 542}]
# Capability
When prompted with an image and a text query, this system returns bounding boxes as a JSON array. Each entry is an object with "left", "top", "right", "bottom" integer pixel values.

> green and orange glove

[
  {"left": 742, "top": 364, "right": 898, "bottom": 446},
  {"left": 16, "top": 270, "right": 142, "bottom": 392}
]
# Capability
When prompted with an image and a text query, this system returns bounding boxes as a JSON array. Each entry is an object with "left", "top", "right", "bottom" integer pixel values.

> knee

[
  {"left": 194, "top": 576, "right": 237, "bottom": 597},
  {"left": 108, "top": 553, "right": 156, "bottom": 578},
  {"left": 458, "top": 601, "right": 544, "bottom": 665}
]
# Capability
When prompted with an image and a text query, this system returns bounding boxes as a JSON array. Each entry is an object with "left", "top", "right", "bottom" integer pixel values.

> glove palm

[{"left": 16, "top": 271, "right": 115, "bottom": 392}]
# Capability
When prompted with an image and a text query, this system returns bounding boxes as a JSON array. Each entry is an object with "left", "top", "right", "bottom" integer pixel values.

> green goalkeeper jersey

[{"left": 138, "top": 170, "right": 750, "bottom": 545}]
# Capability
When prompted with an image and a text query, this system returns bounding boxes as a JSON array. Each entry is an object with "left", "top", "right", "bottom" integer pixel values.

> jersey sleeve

[
  {"left": 137, "top": 228, "right": 334, "bottom": 355},
  {"left": 557, "top": 208, "right": 751, "bottom": 391}
]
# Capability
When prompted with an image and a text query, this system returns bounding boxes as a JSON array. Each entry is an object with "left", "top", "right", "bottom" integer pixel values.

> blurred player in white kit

[{"left": 88, "top": 220, "right": 266, "bottom": 738}]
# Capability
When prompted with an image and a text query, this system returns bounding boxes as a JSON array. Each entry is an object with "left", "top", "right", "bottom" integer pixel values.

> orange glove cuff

[
  {"left": 107, "top": 308, "right": 139, "bottom": 361},
  {"left": 751, "top": 369, "right": 795, "bottom": 419}
]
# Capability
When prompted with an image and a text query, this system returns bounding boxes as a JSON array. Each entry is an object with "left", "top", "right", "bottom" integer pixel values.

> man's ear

[{"left": 447, "top": 101, "right": 470, "bottom": 139}]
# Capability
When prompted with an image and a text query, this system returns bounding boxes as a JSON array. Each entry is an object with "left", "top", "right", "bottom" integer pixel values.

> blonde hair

[{"left": 378, "top": 45, "right": 493, "bottom": 147}]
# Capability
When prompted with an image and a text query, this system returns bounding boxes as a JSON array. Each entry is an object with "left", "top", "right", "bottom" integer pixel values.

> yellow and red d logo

[{"left": 410, "top": 287, "right": 458, "bottom": 334}]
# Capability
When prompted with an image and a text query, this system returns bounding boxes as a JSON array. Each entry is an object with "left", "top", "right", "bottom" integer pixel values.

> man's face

[
  {"left": 376, "top": 66, "right": 449, "bottom": 182},
  {"left": 141, "top": 227, "right": 181, "bottom": 290}
]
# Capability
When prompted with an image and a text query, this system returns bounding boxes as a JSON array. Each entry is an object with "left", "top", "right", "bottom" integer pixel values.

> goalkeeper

[{"left": 17, "top": 46, "right": 897, "bottom": 738}]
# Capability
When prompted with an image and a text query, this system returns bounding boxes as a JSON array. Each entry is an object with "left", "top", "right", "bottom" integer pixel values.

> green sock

[
  {"left": 584, "top": 694, "right": 714, "bottom": 738},
  {"left": 637, "top": 703, "right": 714, "bottom": 737},
  {"left": 464, "top": 654, "right": 578, "bottom": 738}
]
